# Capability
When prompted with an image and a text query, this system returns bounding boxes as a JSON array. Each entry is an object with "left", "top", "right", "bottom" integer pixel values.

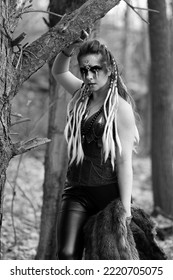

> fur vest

[{"left": 84, "top": 199, "right": 167, "bottom": 260}]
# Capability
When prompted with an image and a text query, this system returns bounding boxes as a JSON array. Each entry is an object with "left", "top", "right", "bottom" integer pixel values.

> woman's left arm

[{"left": 116, "top": 97, "right": 136, "bottom": 218}]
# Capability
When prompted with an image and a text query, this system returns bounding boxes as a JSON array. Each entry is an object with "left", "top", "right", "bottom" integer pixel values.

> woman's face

[{"left": 79, "top": 54, "right": 111, "bottom": 93}]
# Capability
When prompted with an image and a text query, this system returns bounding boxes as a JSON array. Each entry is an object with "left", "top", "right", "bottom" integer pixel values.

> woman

[{"left": 52, "top": 39, "right": 139, "bottom": 260}]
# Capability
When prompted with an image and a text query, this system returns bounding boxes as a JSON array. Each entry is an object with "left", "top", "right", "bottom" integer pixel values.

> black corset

[{"left": 66, "top": 109, "right": 118, "bottom": 186}]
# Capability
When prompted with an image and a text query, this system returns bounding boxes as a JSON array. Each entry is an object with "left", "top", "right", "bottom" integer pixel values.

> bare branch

[
  {"left": 29, "top": 96, "right": 60, "bottom": 134},
  {"left": 7, "top": 179, "right": 38, "bottom": 230},
  {"left": 15, "top": 182, "right": 38, "bottom": 228},
  {"left": 132, "top": 7, "right": 159, "bottom": 13},
  {"left": 11, "top": 118, "right": 31, "bottom": 127},
  {"left": 19, "top": 9, "right": 63, "bottom": 19},
  {"left": 123, "top": 0, "right": 150, "bottom": 24},
  {"left": 0, "top": 130, "right": 19, "bottom": 136},
  {"left": 123, "top": 0, "right": 159, "bottom": 25},
  {"left": 9, "top": 133, "right": 19, "bottom": 136},
  {"left": 11, "top": 113, "right": 23, "bottom": 118},
  {"left": 8, "top": 154, "right": 23, "bottom": 245},
  {"left": 13, "top": 137, "right": 51, "bottom": 156}
]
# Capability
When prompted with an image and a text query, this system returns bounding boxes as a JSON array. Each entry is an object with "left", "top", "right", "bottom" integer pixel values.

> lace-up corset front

[{"left": 81, "top": 106, "right": 105, "bottom": 149}]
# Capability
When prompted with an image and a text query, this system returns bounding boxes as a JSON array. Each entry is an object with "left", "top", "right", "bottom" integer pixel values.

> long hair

[{"left": 64, "top": 40, "right": 139, "bottom": 169}]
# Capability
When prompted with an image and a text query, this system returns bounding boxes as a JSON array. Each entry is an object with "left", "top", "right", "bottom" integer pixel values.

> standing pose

[{"left": 52, "top": 38, "right": 139, "bottom": 259}]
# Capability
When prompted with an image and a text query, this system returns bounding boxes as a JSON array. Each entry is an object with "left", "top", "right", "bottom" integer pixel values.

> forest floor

[{"left": 1, "top": 153, "right": 173, "bottom": 260}]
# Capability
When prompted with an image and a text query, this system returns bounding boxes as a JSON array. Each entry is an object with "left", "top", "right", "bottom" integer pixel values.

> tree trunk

[
  {"left": 35, "top": 80, "right": 69, "bottom": 259},
  {"left": 141, "top": 22, "right": 151, "bottom": 156},
  {"left": 170, "top": 1, "right": 173, "bottom": 103},
  {"left": 35, "top": 0, "right": 86, "bottom": 260},
  {"left": 0, "top": 0, "right": 28, "bottom": 236},
  {"left": 0, "top": 0, "right": 11, "bottom": 232},
  {"left": 0, "top": 1, "right": 49, "bottom": 255},
  {"left": 148, "top": 0, "right": 173, "bottom": 216}
]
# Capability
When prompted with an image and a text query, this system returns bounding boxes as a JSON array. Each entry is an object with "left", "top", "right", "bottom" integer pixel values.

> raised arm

[
  {"left": 116, "top": 96, "right": 136, "bottom": 219},
  {"left": 52, "top": 44, "right": 83, "bottom": 95}
]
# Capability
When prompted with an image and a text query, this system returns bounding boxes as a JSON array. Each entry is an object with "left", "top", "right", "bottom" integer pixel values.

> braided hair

[{"left": 64, "top": 40, "right": 139, "bottom": 169}]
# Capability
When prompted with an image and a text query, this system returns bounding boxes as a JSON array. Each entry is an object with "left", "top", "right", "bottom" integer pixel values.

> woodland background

[{"left": 0, "top": 0, "right": 173, "bottom": 259}]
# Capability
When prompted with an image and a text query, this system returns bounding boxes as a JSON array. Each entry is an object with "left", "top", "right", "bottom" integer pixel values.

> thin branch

[
  {"left": 123, "top": 0, "right": 159, "bottom": 24},
  {"left": 13, "top": 181, "right": 38, "bottom": 229},
  {"left": 123, "top": 0, "right": 149, "bottom": 24},
  {"left": 11, "top": 113, "right": 23, "bottom": 118},
  {"left": 18, "top": 9, "right": 63, "bottom": 19},
  {"left": 9, "top": 133, "right": 19, "bottom": 136},
  {"left": 0, "top": 131, "right": 19, "bottom": 136},
  {"left": 8, "top": 155, "right": 23, "bottom": 246},
  {"left": 6, "top": 151, "right": 38, "bottom": 247},
  {"left": 15, "top": 47, "right": 23, "bottom": 70},
  {"left": 132, "top": 7, "right": 159, "bottom": 13},
  {"left": 11, "top": 118, "right": 31, "bottom": 127},
  {"left": 29, "top": 96, "right": 61, "bottom": 134},
  {"left": 13, "top": 137, "right": 51, "bottom": 156}
]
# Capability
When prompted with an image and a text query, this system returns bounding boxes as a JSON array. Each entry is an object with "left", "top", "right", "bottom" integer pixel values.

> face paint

[
  {"left": 79, "top": 54, "right": 111, "bottom": 93},
  {"left": 80, "top": 65, "right": 103, "bottom": 78}
]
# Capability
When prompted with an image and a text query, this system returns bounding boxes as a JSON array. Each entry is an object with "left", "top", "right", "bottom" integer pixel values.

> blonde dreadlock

[{"left": 64, "top": 84, "right": 91, "bottom": 165}]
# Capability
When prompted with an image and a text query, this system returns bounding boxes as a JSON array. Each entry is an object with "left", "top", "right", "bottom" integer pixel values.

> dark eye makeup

[{"left": 80, "top": 65, "right": 102, "bottom": 76}]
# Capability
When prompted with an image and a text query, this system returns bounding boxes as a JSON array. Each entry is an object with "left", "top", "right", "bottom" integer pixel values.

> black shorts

[{"left": 60, "top": 182, "right": 120, "bottom": 215}]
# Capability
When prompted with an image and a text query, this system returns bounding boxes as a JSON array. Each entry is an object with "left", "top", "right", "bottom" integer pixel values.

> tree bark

[
  {"left": 35, "top": 77, "right": 69, "bottom": 259},
  {"left": 148, "top": 0, "right": 173, "bottom": 216},
  {"left": 0, "top": 0, "right": 50, "bottom": 236}
]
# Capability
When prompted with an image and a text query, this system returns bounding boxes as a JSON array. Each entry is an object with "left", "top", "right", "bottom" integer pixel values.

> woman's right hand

[{"left": 63, "top": 28, "right": 90, "bottom": 55}]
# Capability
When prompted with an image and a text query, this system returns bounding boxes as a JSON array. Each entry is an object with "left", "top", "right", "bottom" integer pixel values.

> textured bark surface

[
  {"left": 35, "top": 77, "right": 69, "bottom": 259},
  {"left": 0, "top": 0, "right": 23, "bottom": 236},
  {"left": 148, "top": 0, "right": 173, "bottom": 216}
]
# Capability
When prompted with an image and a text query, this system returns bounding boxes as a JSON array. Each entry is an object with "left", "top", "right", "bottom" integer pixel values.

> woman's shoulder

[{"left": 117, "top": 96, "right": 135, "bottom": 129}]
